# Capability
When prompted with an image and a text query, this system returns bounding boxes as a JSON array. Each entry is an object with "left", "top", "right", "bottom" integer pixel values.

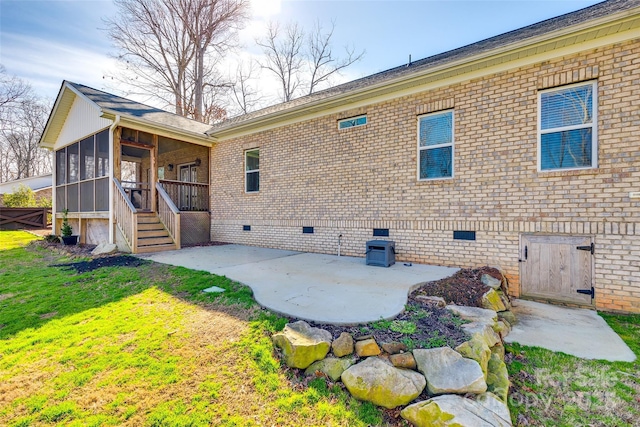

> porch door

[
  {"left": 520, "top": 234, "right": 594, "bottom": 306},
  {"left": 179, "top": 164, "right": 197, "bottom": 210}
]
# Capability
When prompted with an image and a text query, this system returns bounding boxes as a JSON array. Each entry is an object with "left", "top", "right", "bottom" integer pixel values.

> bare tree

[
  {"left": 257, "top": 20, "right": 364, "bottom": 103},
  {"left": 229, "top": 60, "right": 264, "bottom": 115},
  {"left": 307, "top": 21, "right": 364, "bottom": 94},
  {"left": 104, "top": 0, "right": 248, "bottom": 122},
  {"left": 0, "top": 68, "right": 51, "bottom": 182},
  {"left": 0, "top": 65, "right": 30, "bottom": 110}
]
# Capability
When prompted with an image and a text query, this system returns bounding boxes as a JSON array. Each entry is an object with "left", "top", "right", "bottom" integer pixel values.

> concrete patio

[
  {"left": 139, "top": 244, "right": 636, "bottom": 362},
  {"left": 139, "top": 244, "right": 458, "bottom": 324}
]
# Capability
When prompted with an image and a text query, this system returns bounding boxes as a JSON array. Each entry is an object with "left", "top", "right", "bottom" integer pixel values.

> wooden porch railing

[
  {"left": 159, "top": 180, "right": 209, "bottom": 212},
  {"left": 121, "top": 181, "right": 152, "bottom": 211},
  {"left": 156, "top": 182, "right": 181, "bottom": 250},
  {"left": 114, "top": 178, "right": 138, "bottom": 253}
]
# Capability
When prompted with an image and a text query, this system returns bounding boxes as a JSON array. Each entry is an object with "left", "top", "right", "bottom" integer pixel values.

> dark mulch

[
  {"left": 51, "top": 255, "right": 148, "bottom": 273},
  {"left": 412, "top": 266, "right": 503, "bottom": 307},
  {"left": 308, "top": 301, "right": 469, "bottom": 351}
]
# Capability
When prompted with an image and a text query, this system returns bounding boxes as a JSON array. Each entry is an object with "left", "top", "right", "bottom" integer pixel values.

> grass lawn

[
  {"left": 0, "top": 231, "right": 382, "bottom": 426},
  {"left": 506, "top": 315, "right": 640, "bottom": 426},
  {"left": 1, "top": 231, "right": 639, "bottom": 427}
]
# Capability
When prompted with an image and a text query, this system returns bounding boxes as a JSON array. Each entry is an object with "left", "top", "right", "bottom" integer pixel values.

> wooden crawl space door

[{"left": 520, "top": 234, "right": 594, "bottom": 306}]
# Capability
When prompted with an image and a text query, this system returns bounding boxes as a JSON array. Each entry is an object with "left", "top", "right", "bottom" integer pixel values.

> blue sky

[{"left": 0, "top": 0, "right": 602, "bottom": 105}]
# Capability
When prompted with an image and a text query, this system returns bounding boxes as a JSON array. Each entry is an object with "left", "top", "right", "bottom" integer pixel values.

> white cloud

[
  {"left": 1, "top": 32, "right": 120, "bottom": 101},
  {"left": 249, "top": 0, "right": 281, "bottom": 19}
]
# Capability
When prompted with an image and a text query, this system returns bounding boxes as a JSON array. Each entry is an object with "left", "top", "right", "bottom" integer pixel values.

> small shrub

[{"left": 61, "top": 209, "right": 73, "bottom": 237}]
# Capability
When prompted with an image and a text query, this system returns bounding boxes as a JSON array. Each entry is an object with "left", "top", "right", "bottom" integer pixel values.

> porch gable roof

[{"left": 40, "top": 81, "right": 213, "bottom": 149}]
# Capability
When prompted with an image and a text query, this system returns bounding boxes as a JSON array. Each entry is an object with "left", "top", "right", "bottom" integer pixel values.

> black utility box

[{"left": 366, "top": 240, "right": 395, "bottom": 267}]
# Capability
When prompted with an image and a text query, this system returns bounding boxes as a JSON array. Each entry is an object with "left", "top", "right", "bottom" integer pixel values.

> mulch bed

[
  {"left": 51, "top": 255, "right": 149, "bottom": 273},
  {"left": 412, "top": 266, "right": 504, "bottom": 307}
]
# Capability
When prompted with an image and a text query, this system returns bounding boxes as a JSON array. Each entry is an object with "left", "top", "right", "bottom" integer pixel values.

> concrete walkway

[
  {"left": 505, "top": 299, "right": 636, "bottom": 362},
  {"left": 139, "top": 244, "right": 458, "bottom": 324}
]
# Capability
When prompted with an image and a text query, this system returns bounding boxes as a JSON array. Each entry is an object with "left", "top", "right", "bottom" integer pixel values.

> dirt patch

[
  {"left": 39, "top": 312, "right": 58, "bottom": 320},
  {"left": 0, "top": 293, "right": 16, "bottom": 302},
  {"left": 51, "top": 255, "right": 148, "bottom": 273},
  {"left": 412, "top": 266, "right": 503, "bottom": 306},
  {"left": 32, "top": 240, "right": 97, "bottom": 257}
]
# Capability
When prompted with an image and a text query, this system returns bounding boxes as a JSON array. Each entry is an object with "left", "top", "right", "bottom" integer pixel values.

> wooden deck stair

[{"left": 136, "top": 213, "right": 178, "bottom": 253}]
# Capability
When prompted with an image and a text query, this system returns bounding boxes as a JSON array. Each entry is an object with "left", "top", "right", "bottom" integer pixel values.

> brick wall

[{"left": 210, "top": 38, "right": 640, "bottom": 313}]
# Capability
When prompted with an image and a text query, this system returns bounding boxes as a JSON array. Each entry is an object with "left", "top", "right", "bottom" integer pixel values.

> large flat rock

[
  {"left": 341, "top": 357, "right": 426, "bottom": 409},
  {"left": 401, "top": 395, "right": 512, "bottom": 426},
  {"left": 414, "top": 347, "right": 487, "bottom": 395}
]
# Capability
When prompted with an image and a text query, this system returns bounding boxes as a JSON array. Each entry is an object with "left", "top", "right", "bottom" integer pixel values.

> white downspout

[{"left": 108, "top": 115, "right": 120, "bottom": 244}]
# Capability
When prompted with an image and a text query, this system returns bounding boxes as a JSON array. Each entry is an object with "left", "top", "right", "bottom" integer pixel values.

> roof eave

[{"left": 100, "top": 109, "right": 217, "bottom": 146}]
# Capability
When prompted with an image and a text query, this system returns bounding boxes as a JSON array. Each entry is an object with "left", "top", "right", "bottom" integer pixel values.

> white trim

[
  {"left": 537, "top": 80, "right": 598, "bottom": 172},
  {"left": 244, "top": 148, "right": 260, "bottom": 193},
  {"left": 417, "top": 110, "right": 455, "bottom": 181},
  {"left": 108, "top": 115, "right": 120, "bottom": 244},
  {"left": 338, "top": 115, "right": 367, "bottom": 130}
]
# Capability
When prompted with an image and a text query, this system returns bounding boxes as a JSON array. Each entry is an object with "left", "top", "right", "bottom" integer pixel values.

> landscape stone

[
  {"left": 381, "top": 341, "right": 408, "bottom": 354},
  {"left": 486, "top": 353, "right": 510, "bottom": 403},
  {"left": 476, "top": 392, "right": 512, "bottom": 425},
  {"left": 341, "top": 357, "right": 426, "bottom": 409},
  {"left": 389, "top": 352, "right": 417, "bottom": 369},
  {"left": 414, "top": 347, "right": 487, "bottom": 395},
  {"left": 455, "top": 338, "right": 491, "bottom": 377},
  {"left": 355, "top": 338, "right": 381, "bottom": 357},
  {"left": 482, "top": 289, "right": 507, "bottom": 312},
  {"left": 272, "top": 321, "right": 332, "bottom": 369},
  {"left": 332, "top": 332, "right": 354, "bottom": 357},
  {"left": 493, "top": 320, "right": 511, "bottom": 340},
  {"left": 491, "top": 343, "right": 505, "bottom": 360},
  {"left": 401, "top": 395, "right": 512, "bottom": 427},
  {"left": 414, "top": 295, "right": 447, "bottom": 307},
  {"left": 462, "top": 323, "right": 501, "bottom": 348},
  {"left": 497, "top": 310, "right": 517, "bottom": 326},
  {"left": 91, "top": 242, "right": 117, "bottom": 255},
  {"left": 355, "top": 334, "right": 373, "bottom": 341},
  {"left": 496, "top": 290, "right": 511, "bottom": 310},
  {"left": 446, "top": 305, "right": 498, "bottom": 324},
  {"left": 304, "top": 357, "right": 355, "bottom": 381},
  {"left": 481, "top": 273, "right": 503, "bottom": 290}
]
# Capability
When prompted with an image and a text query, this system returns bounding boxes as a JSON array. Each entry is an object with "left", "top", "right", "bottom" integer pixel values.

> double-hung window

[
  {"left": 418, "top": 110, "right": 453, "bottom": 180},
  {"left": 245, "top": 149, "right": 259, "bottom": 192},
  {"left": 539, "top": 81, "right": 597, "bottom": 171}
]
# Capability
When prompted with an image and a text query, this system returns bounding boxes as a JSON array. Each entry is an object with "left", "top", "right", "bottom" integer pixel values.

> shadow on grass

[{"left": 0, "top": 245, "right": 257, "bottom": 339}]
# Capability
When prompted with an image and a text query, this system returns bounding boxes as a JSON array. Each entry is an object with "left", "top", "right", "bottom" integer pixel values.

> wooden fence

[{"left": 0, "top": 207, "right": 51, "bottom": 230}]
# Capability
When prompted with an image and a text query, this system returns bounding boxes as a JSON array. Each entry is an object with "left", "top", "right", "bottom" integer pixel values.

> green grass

[
  {"left": 0, "top": 230, "right": 383, "bottom": 426},
  {"left": 0, "top": 230, "right": 40, "bottom": 250},
  {"left": 506, "top": 313, "right": 640, "bottom": 426}
]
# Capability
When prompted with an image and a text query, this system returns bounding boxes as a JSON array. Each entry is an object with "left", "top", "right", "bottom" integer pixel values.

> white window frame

[
  {"left": 537, "top": 80, "right": 598, "bottom": 172},
  {"left": 245, "top": 148, "right": 259, "bottom": 193},
  {"left": 338, "top": 115, "right": 367, "bottom": 130},
  {"left": 417, "top": 110, "right": 454, "bottom": 181}
]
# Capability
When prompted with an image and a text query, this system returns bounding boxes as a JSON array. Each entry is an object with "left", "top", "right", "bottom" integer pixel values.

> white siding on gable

[{"left": 54, "top": 95, "right": 111, "bottom": 150}]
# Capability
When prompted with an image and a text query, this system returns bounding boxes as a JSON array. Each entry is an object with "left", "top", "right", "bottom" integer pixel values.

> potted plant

[{"left": 60, "top": 209, "right": 78, "bottom": 245}]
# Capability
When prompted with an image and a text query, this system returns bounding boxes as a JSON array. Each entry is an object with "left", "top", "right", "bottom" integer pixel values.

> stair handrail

[
  {"left": 113, "top": 177, "right": 138, "bottom": 253},
  {"left": 156, "top": 182, "right": 181, "bottom": 249}
]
